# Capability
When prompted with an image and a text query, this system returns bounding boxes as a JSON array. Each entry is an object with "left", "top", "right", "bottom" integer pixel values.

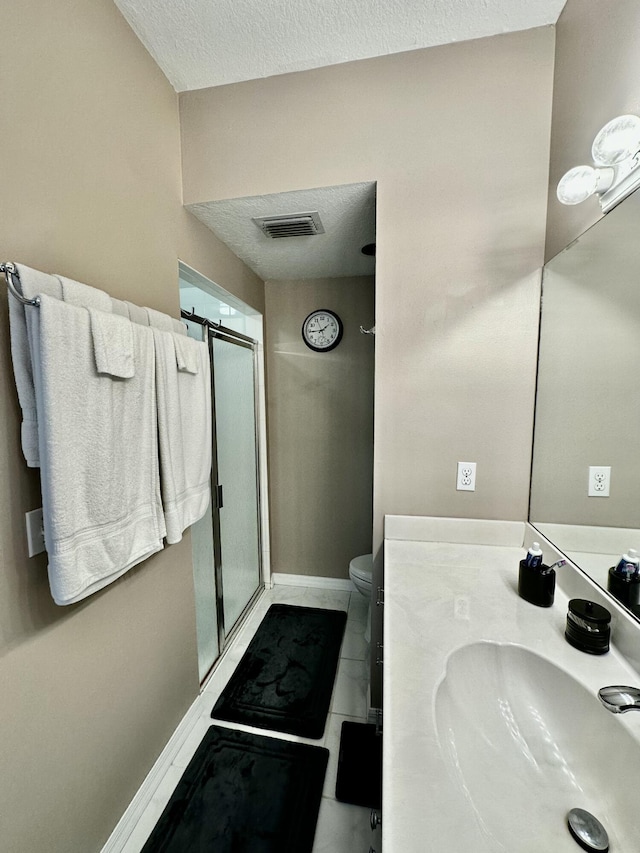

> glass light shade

[
  {"left": 591, "top": 114, "right": 640, "bottom": 166},
  {"left": 557, "top": 165, "right": 599, "bottom": 205}
]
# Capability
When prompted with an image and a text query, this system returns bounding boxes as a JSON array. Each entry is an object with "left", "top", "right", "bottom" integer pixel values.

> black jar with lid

[{"left": 565, "top": 599, "right": 611, "bottom": 655}]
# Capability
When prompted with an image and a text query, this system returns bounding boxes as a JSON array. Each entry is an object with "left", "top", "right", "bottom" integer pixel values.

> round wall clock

[{"left": 301, "top": 309, "right": 343, "bottom": 352}]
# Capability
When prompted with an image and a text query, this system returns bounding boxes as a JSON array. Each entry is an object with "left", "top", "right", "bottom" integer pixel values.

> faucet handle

[{"left": 598, "top": 685, "right": 640, "bottom": 713}]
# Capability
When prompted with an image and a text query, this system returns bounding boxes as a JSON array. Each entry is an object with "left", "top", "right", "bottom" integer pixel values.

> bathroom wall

[
  {"left": 545, "top": 0, "right": 640, "bottom": 261},
  {"left": 265, "top": 276, "right": 375, "bottom": 579},
  {"left": 180, "top": 27, "right": 555, "bottom": 545},
  {"left": 180, "top": 29, "right": 555, "bottom": 706},
  {"left": 0, "top": 2, "right": 263, "bottom": 852}
]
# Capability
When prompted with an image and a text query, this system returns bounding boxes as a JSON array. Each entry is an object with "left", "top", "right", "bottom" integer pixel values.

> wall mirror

[{"left": 530, "top": 187, "right": 640, "bottom": 619}]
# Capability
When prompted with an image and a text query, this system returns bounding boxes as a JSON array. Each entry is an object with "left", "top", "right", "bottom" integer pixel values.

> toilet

[{"left": 349, "top": 553, "right": 373, "bottom": 643}]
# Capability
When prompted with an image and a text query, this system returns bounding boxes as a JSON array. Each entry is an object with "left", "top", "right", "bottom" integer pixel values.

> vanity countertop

[{"left": 382, "top": 518, "right": 640, "bottom": 853}]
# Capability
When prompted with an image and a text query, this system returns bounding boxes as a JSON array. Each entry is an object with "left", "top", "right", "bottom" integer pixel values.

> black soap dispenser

[{"left": 518, "top": 542, "right": 556, "bottom": 607}]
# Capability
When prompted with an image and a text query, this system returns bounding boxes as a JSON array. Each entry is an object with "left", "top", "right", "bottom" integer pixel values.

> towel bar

[{"left": 1, "top": 262, "right": 40, "bottom": 306}]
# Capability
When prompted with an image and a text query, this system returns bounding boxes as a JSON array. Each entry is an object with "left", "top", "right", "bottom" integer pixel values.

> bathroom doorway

[{"left": 179, "top": 262, "right": 268, "bottom": 683}]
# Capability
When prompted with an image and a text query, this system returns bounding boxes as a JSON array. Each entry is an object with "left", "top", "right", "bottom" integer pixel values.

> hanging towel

[
  {"left": 152, "top": 328, "right": 212, "bottom": 544},
  {"left": 111, "top": 297, "right": 129, "bottom": 318},
  {"left": 173, "top": 332, "right": 200, "bottom": 374},
  {"left": 35, "top": 294, "right": 165, "bottom": 605},
  {"left": 126, "top": 301, "right": 149, "bottom": 326},
  {"left": 89, "top": 309, "right": 135, "bottom": 379},
  {"left": 144, "top": 306, "right": 173, "bottom": 331},
  {"left": 7, "top": 264, "right": 62, "bottom": 467},
  {"left": 55, "top": 274, "right": 112, "bottom": 312},
  {"left": 144, "top": 306, "right": 187, "bottom": 336}
]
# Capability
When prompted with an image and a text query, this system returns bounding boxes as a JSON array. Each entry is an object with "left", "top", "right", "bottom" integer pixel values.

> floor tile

[
  {"left": 340, "top": 617, "right": 368, "bottom": 661},
  {"left": 347, "top": 591, "right": 370, "bottom": 625},
  {"left": 311, "top": 797, "right": 373, "bottom": 853},
  {"left": 330, "top": 657, "right": 368, "bottom": 718}
]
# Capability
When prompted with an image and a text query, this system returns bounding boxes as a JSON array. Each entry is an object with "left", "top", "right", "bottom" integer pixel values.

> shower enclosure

[
  {"left": 209, "top": 325, "right": 262, "bottom": 641},
  {"left": 179, "top": 265, "right": 265, "bottom": 683}
]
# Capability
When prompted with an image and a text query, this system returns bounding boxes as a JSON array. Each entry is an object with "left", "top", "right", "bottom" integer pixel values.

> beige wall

[
  {"left": 181, "top": 29, "right": 555, "bottom": 705},
  {"left": 546, "top": 0, "right": 640, "bottom": 261},
  {"left": 265, "top": 277, "right": 375, "bottom": 578},
  {"left": 181, "top": 29, "right": 555, "bottom": 541},
  {"left": 0, "top": 2, "right": 263, "bottom": 852}
]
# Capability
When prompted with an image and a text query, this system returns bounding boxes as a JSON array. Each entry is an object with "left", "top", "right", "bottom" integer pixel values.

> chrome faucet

[{"left": 598, "top": 685, "right": 640, "bottom": 713}]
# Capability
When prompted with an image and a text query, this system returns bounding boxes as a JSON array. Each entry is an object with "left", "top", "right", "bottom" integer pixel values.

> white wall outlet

[
  {"left": 456, "top": 461, "right": 476, "bottom": 491},
  {"left": 588, "top": 466, "right": 611, "bottom": 497},
  {"left": 25, "top": 507, "right": 46, "bottom": 557}
]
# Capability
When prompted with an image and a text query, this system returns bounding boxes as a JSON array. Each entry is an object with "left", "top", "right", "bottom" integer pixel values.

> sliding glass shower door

[{"left": 210, "top": 327, "right": 262, "bottom": 641}]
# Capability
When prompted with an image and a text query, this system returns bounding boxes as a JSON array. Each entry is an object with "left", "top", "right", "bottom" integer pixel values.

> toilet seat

[{"left": 349, "top": 553, "right": 373, "bottom": 585}]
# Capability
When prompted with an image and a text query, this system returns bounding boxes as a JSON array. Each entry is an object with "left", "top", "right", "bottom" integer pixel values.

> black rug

[
  {"left": 211, "top": 603, "right": 347, "bottom": 739},
  {"left": 335, "top": 721, "right": 382, "bottom": 808},
  {"left": 141, "top": 725, "right": 328, "bottom": 853}
]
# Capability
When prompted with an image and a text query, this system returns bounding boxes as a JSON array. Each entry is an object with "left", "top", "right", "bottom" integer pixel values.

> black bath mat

[
  {"left": 141, "top": 725, "right": 328, "bottom": 853},
  {"left": 335, "top": 721, "right": 382, "bottom": 808},
  {"left": 211, "top": 603, "right": 347, "bottom": 738}
]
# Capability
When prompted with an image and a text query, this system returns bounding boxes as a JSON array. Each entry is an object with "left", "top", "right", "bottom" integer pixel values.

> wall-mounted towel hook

[{"left": 1, "top": 262, "right": 40, "bottom": 306}]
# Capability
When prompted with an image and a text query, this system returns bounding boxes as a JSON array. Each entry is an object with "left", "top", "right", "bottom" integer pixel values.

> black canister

[
  {"left": 518, "top": 560, "right": 556, "bottom": 607},
  {"left": 607, "top": 567, "right": 640, "bottom": 608},
  {"left": 565, "top": 599, "right": 611, "bottom": 655}
]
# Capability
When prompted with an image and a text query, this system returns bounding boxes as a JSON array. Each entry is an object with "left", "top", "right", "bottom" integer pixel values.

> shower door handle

[{"left": 216, "top": 484, "right": 224, "bottom": 509}]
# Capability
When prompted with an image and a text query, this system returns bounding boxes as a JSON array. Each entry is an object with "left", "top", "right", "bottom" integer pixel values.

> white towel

[
  {"left": 36, "top": 294, "right": 166, "bottom": 605},
  {"left": 173, "top": 333, "right": 199, "bottom": 374},
  {"left": 111, "top": 297, "right": 129, "bottom": 317},
  {"left": 126, "top": 301, "right": 150, "bottom": 326},
  {"left": 55, "top": 274, "right": 112, "bottom": 312},
  {"left": 89, "top": 309, "right": 135, "bottom": 379},
  {"left": 7, "top": 264, "right": 62, "bottom": 466},
  {"left": 144, "top": 306, "right": 174, "bottom": 331},
  {"left": 144, "top": 306, "right": 187, "bottom": 336},
  {"left": 152, "top": 328, "right": 212, "bottom": 544}
]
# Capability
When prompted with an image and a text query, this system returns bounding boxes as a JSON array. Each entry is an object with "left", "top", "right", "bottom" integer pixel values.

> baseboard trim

[
  {"left": 271, "top": 572, "right": 355, "bottom": 592},
  {"left": 101, "top": 695, "right": 203, "bottom": 853}
]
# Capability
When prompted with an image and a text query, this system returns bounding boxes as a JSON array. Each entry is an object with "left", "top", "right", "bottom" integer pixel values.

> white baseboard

[
  {"left": 270, "top": 572, "right": 355, "bottom": 592},
  {"left": 101, "top": 695, "right": 204, "bottom": 853}
]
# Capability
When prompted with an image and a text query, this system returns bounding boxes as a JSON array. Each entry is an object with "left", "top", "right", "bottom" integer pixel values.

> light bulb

[
  {"left": 557, "top": 165, "right": 600, "bottom": 205},
  {"left": 592, "top": 114, "right": 640, "bottom": 166}
]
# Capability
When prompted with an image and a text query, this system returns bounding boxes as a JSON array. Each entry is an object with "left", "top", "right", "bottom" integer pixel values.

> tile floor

[{"left": 117, "top": 583, "right": 382, "bottom": 853}]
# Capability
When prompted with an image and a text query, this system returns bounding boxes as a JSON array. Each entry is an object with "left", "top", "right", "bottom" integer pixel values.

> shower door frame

[{"left": 207, "top": 323, "right": 264, "bottom": 657}]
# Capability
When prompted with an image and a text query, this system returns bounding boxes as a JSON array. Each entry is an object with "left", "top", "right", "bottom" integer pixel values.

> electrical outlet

[
  {"left": 456, "top": 461, "right": 476, "bottom": 491},
  {"left": 25, "top": 508, "right": 46, "bottom": 557},
  {"left": 588, "top": 466, "right": 611, "bottom": 497}
]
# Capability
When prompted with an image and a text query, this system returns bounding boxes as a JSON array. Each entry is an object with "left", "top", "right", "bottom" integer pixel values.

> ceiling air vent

[{"left": 252, "top": 211, "right": 325, "bottom": 239}]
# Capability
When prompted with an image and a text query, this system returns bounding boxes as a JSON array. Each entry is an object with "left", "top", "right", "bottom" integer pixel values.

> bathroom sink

[{"left": 434, "top": 642, "right": 638, "bottom": 851}]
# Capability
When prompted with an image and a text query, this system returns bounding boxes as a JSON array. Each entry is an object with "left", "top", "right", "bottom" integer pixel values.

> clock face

[{"left": 301, "top": 309, "right": 343, "bottom": 352}]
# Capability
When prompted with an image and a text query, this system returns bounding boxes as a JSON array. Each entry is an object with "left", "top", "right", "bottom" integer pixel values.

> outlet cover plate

[
  {"left": 25, "top": 508, "right": 45, "bottom": 557},
  {"left": 456, "top": 461, "right": 476, "bottom": 491},
  {"left": 588, "top": 466, "right": 611, "bottom": 497}
]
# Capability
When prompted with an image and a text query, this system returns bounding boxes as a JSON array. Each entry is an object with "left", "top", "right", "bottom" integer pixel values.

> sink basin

[{"left": 434, "top": 642, "right": 638, "bottom": 851}]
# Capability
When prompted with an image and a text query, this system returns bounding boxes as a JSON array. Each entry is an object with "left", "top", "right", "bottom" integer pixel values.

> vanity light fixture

[{"left": 557, "top": 114, "right": 640, "bottom": 212}]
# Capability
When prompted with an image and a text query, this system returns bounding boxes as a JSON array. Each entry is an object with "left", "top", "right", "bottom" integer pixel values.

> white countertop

[{"left": 382, "top": 518, "right": 640, "bottom": 852}]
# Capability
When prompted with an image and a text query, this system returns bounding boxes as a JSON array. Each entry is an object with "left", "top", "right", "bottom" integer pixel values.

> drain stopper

[{"left": 567, "top": 808, "right": 609, "bottom": 852}]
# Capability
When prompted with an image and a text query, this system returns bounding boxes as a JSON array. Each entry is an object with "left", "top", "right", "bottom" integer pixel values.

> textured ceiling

[
  {"left": 113, "top": 0, "right": 566, "bottom": 92},
  {"left": 114, "top": 0, "right": 565, "bottom": 282},
  {"left": 188, "top": 183, "right": 376, "bottom": 281}
]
